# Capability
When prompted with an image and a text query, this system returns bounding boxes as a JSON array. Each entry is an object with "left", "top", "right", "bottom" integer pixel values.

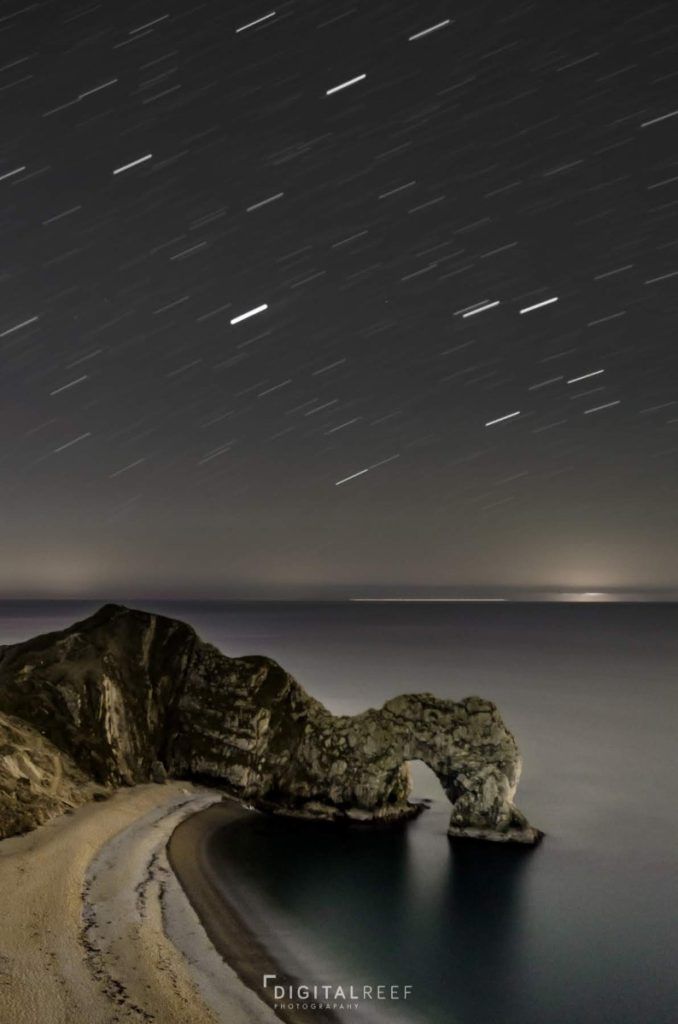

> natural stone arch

[
  {"left": 0, "top": 605, "right": 541, "bottom": 844},
  {"left": 263, "top": 692, "right": 538, "bottom": 842}
]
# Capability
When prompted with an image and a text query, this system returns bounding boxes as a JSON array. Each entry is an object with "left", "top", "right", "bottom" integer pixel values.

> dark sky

[{"left": 1, "top": 0, "right": 677, "bottom": 597}]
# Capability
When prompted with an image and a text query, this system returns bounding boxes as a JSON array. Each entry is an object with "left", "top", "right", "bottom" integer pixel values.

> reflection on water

[
  {"left": 204, "top": 807, "right": 535, "bottom": 1024},
  {"left": 444, "top": 838, "right": 531, "bottom": 1022},
  {"left": 207, "top": 808, "right": 536, "bottom": 1024},
  {"left": 208, "top": 797, "right": 676, "bottom": 1024}
]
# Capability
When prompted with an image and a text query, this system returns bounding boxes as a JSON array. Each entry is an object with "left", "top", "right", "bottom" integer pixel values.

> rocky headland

[{"left": 0, "top": 603, "right": 540, "bottom": 843}]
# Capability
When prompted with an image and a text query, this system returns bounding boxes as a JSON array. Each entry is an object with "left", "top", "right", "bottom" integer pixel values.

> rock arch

[
  {"left": 0, "top": 605, "right": 541, "bottom": 844},
  {"left": 263, "top": 692, "right": 540, "bottom": 843}
]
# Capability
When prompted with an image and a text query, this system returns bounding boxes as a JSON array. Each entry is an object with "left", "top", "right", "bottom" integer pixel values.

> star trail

[{"left": 1, "top": 0, "right": 677, "bottom": 596}]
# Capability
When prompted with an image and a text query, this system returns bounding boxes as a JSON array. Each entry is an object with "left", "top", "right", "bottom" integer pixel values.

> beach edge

[{"left": 0, "top": 783, "right": 286, "bottom": 1024}]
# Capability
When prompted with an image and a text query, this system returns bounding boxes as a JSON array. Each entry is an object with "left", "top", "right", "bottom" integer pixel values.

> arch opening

[{"left": 406, "top": 759, "right": 448, "bottom": 802}]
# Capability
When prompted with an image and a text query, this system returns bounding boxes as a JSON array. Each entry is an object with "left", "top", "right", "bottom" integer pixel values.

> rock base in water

[
  {"left": 448, "top": 824, "right": 544, "bottom": 845},
  {"left": 0, "top": 604, "right": 541, "bottom": 844}
]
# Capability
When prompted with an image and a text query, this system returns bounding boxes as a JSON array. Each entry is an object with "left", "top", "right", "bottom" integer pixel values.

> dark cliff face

[
  {"left": 0, "top": 604, "right": 541, "bottom": 843},
  {"left": 0, "top": 605, "right": 197, "bottom": 786}
]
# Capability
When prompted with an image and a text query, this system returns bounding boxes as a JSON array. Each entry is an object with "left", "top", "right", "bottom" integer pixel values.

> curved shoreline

[
  {"left": 0, "top": 783, "right": 284, "bottom": 1024},
  {"left": 0, "top": 782, "right": 405, "bottom": 1024},
  {"left": 168, "top": 800, "right": 342, "bottom": 1024}
]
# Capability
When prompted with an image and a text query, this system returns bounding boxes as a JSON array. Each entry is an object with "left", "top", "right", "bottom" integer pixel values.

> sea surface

[{"left": 2, "top": 599, "right": 677, "bottom": 1024}]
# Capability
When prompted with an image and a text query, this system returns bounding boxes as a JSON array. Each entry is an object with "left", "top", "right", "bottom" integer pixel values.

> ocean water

[{"left": 2, "top": 600, "right": 677, "bottom": 1023}]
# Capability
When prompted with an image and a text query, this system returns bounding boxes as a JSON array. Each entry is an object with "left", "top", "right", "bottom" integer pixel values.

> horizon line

[
  {"left": 350, "top": 597, "right": 507, "bottom": 603},
  {"left": 1, "top": 590, "right": 678, "bottom": 605}
]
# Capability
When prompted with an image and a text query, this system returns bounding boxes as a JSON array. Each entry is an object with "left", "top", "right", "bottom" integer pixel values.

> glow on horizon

[
  {"left": 350, "top": 597, "right": 507, "bottom": 603},
  {"left": 350, "top": 592, "right": 625, "bottom": 603}
]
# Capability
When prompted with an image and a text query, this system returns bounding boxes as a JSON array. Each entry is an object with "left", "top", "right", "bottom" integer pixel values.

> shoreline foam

[
  {"left": 168, "top": 800, "right": 343, "bottom": 1024},
  {"left": 0, "top": 783, "right": 282, "bottom": 1024}
]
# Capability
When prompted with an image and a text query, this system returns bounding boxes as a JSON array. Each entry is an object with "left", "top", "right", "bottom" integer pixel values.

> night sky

[{"left": 1, "top": 0, "right": 677, "bottom": 597}]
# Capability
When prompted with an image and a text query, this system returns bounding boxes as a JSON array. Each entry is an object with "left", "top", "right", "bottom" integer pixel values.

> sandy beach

[{"left": 0, "top": 782, "right": 283, "bottom": 1024}]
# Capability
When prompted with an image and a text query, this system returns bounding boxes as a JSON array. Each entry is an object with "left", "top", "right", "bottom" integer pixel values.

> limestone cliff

[
  {"left": 0, "top": 710, "right": 103, "bottom": 839},
  {"left": 0, "top": 604, "right": 541, "bottom": 843}
]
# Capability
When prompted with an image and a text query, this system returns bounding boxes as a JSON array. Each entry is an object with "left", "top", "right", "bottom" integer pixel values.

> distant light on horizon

[{"left": 350, "top": 598, "right": 507, "bottom": 603}]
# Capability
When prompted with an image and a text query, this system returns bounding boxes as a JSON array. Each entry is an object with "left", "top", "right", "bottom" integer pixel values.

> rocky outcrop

[
  {"left": 0, "top": 710, "right": 104, "bottom": 839},
  {"left": 0, "top": 605, "right": 540, "bottom": 843}
]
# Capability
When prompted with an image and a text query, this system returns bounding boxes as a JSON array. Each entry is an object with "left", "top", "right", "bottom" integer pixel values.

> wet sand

[
  {"left": 0, "top": 783, "right": 282, "bottom": 1024},
  {"left": 168, "top": 799, "right": 341, "bottom": 1024}
]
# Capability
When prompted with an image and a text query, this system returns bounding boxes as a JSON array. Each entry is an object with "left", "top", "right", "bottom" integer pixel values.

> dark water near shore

[{"left": 2, "top": 599, "right": 678, "bottom": 1023}]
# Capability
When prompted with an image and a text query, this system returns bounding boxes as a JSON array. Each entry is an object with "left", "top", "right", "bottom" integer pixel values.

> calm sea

[{"left": 2, "top": 599, "right": 677, "bottom": 1024}]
